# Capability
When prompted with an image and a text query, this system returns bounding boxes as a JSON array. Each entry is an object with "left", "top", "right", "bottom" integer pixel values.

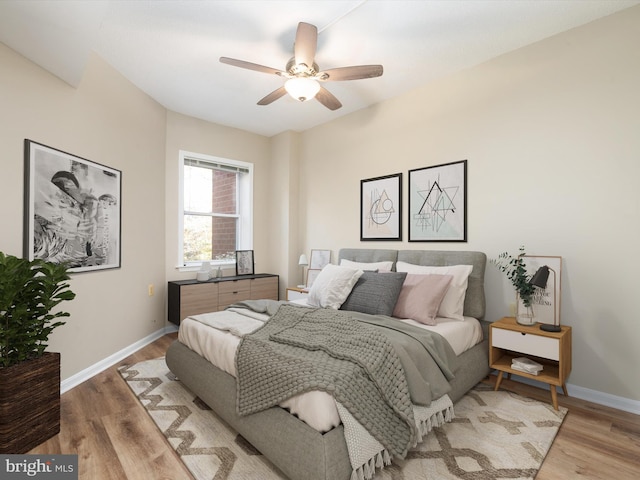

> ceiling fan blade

[
  {"left": 294, "top": 22, "right": 317, "bottom": 68},
  {"left": 257, "top": 87, "right": 287, "bottom": 106},
  {"left": 315, "top": 86, "right": 342, "bottom": 111},
  {"left": 318, "top": 65, "right": 384, "bottom": 81},
  {"left": 220, "top": 57, "right": 284, "bottom": 76}
]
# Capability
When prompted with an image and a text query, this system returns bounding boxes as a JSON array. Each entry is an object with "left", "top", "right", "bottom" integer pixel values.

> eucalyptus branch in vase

[{"left": 491, "top": 246, "right": 537, "bottom": 323}]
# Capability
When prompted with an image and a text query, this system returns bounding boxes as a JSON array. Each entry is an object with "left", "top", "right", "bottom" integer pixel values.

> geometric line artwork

[
  {"left": 361, "top": 173, "right": 402, "bottom": 241},
  {"left": 369, "top": 187, "right": 396, "bottom": 226},
  {"left": 414, "top": 178, "right": 460, "bottom": 233},
  {"left": 409, "top": 160, "right": 467, "bottom": 242}
]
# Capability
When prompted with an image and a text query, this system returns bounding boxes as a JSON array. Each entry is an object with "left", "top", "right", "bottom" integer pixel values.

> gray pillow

[{"left": 340, "top": 271, "right": 407, "bottom": 316}]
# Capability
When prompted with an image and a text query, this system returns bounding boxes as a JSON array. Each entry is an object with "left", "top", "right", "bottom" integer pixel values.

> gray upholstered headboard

[{"left": 338, "top": 248, "right": 486, "bottom": 319}]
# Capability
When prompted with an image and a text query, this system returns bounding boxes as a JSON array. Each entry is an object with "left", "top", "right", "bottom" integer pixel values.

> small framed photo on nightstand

[
  {"left": 310, "top": 249, "right": 331, "bottom": 270},
  {"left": 306, "top": 269, "right": 321, "bottom": 289}
]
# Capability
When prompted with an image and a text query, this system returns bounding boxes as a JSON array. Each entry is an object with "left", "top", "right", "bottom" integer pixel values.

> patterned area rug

[{"left": 119, "top": 357, "right": 567, "bottom": 480}]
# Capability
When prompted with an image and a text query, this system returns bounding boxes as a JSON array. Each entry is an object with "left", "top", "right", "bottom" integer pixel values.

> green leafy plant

[
  {"left": 0, "top": 252, "right": 76, "bottom": 368},
  {"left": 491, "top": 246, "right": 536, "bottom": 308}
]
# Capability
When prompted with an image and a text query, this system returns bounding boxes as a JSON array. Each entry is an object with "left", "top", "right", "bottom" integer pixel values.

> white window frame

[{"left": 177, "top": 150, "right": 253, "bottom": 270}]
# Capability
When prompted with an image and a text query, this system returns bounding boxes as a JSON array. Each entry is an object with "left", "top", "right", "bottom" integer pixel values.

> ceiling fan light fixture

[{"left": 285, "top": 77, "right": 320, "bottom": 102}]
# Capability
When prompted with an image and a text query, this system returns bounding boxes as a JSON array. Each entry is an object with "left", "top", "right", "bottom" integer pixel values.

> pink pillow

[{"left": 392, "top": 274, "right": 453, "bottom": 325}]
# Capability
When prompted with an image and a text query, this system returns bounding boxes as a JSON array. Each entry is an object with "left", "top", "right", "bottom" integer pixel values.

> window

[{"left": 179, "top": 151, "right": 253, "bottom": 268}]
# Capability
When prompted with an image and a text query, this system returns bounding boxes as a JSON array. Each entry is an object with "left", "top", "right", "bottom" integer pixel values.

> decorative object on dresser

[
  {"left": 490, "top": 316, "right": 571, "bottom": 410},
  {"left": 23, "top": 139, "right": 122, "bottom": 273},
  {"left": 408, "top": 160, "right": 467, "bottom": 242},
  {"left": 0, "top": 252, "right": 76, "bottom": 453},
  {"left": 196, "top": 261, "right": 214, "bottom": 282},
  {"left": 360, "top": 173, "right": 402, "bottom": 241},
  {"left": 297, "top": 253, "right": 308, "bottom": 287},
  {"left": 167, "top": 274, "right": 278, "bottom": 325},
  {"left": 235, "top": 250, "right": 254, "bottom": 275}
]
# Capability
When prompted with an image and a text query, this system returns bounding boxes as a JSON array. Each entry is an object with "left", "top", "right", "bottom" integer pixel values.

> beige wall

[
  {"left": 0, "top": 46, "right": 167, "bottom": 380},
  {"left": 297, "top": 7, "right": 640, "bottom": 402},
  {"left": 163, "top": 112, "right": 272, "bottom": 283},
  {"left": 1, "top": 6, "right": 638, "bottom": 408}
]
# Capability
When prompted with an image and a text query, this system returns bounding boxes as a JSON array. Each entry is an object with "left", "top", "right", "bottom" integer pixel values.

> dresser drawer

[
  {"left": 492, "top": 327, "right": 559, "bottom": 361},
  {"left": 218, "top": 279, "right": 251, "bottom": 308},
  {"left": 250, "top": 277, "right": 278, "bottom": 300},
  {"left": 218, "top": 279, "right": 251, "bottom": 294},
  {"left": 179, "top": 283, "right": 219, "bottom": 319}
]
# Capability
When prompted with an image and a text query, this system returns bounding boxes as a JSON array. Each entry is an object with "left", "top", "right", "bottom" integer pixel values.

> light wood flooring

[{"left": 30, "top": 333, "right": 640, "bottom": 479}]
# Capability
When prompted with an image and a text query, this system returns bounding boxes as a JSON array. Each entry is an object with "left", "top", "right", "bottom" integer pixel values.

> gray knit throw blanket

[{"left": 235, "top": 304, "right": 416, "bottom": 458}]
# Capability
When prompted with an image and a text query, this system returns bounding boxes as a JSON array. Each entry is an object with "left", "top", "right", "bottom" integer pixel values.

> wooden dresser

[{"left": 168, "top": 273, "right": 279, "bottom": 325}]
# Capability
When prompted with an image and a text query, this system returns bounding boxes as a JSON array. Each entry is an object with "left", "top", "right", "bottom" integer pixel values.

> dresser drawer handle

[{"left": 521, "top": 333, "right": 526, "bottom": 336}]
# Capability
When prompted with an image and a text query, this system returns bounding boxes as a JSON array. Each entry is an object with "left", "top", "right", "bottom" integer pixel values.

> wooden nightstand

[
  {"left": 489, "top": 316, "right": 572, "bottom": 410},
  {"left": 286, "top": 287, "right": 309, "bottom": 301}
]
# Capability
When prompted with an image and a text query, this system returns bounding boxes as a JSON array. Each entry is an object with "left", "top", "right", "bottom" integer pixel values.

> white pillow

[
  {"left": 307, "top": 264, "right": 364, "bottom": 309},
  {"left": 395, "top": 261, "right": 473, "bottom": 321},
  {"left": 339, "top": 259, "right": 393, "bottom": 272}
]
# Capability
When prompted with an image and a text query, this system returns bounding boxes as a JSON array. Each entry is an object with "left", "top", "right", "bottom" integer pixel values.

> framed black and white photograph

[
  {"left": 309, "top": 249, "right": 331, "bottom": 270},
  {"left": 235, "top": 249, "right": 254, "bottom": 275},
  {"left": 360, "top": 173, "right": 402, "bottom": 241},
  {"left": 23, "top": 139, "right": 122, "bottom": 273},
  {"left": 409, "top": 160, "right": 467, "bottom": 242}
]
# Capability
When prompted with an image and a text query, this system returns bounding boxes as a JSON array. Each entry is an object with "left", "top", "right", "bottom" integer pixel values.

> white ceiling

[{"left": 1, "top": 0, "right": 637, "bottom": 137}]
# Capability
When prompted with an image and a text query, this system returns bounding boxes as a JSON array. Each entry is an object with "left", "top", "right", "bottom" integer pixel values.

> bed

[{"left": 166, "top": 248, "right": 490, "bottom": 480}]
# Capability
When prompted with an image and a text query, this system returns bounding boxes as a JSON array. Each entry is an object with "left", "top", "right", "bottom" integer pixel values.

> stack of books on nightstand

[{"left": 511, "top": 357, "right": 543, "bottom": 375}]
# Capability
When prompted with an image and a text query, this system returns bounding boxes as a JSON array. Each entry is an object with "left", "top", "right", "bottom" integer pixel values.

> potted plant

[
  {"left": 0, "top": 252, "right": 75, "bottom": 453},
  {"left": 491, "top": 246, "right": 537, "bottom": 325}
]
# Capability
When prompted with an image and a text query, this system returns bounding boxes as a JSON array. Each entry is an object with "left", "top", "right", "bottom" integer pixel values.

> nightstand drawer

[{"left": 492, "top": 327, "right": 559, "bottom": 361}]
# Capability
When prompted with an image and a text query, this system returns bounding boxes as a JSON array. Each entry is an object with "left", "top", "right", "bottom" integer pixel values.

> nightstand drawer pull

[{"left": 492, "top": 328, "right": 559, "bottom": 360}]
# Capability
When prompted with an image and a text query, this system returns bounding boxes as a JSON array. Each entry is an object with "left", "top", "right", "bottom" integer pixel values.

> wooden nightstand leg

[
  {"left": 562, "top": 384, "right": 568, "bottom": 396},
  {"left": 494, "top": 371, "right": 504, "bottom": 391},
  {"left": 550, "top": 385, "right": 559, "bottom": 410}
]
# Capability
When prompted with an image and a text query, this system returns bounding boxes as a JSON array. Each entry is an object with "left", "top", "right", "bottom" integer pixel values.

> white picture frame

[
  {"left": 309, "top": 249, "right": 331, "bottom": 270},
  {"left": 519, "top": 255, "right": 562, "bottom": 326},
  {"left": 306, "top": 269, "right": 321, "bottom": 289}
]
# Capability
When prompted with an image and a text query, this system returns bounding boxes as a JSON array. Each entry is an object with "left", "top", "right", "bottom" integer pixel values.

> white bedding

[{"left": 178, "top": 301, "right": 483, "bottom": 432}]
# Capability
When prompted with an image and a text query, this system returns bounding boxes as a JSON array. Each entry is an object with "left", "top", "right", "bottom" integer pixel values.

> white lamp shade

[
  {"left": 298, "top": 254, "right": 308, "bottom": 266},
  {"left": 285, "top": 77, "right": 320, "bottom": 102}
]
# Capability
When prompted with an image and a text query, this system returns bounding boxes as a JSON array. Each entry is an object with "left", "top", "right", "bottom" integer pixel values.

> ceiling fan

[{"left": 220, "top": 22, "right": 383, "bottom": 111}]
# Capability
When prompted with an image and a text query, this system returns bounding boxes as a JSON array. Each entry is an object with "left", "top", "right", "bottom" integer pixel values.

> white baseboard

[
  {"left": 506, "top": 375, "right": 640, "bottom": 415},
  {"left": 65, "top": 333, "right": 640, "bottom": 416},
  {"left": 60, "top": 324, "right": 179, "bottom": 394}
]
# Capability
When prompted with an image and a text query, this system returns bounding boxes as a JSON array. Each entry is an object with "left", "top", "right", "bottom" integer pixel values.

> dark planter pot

[{"left": 0, "top": 352, "right": 61, "bottom": 453}]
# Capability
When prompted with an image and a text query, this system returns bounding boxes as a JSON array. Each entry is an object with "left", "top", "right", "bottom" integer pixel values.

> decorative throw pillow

[
  {"left": 392, "top": 274, "right": 453, "bottom": 325},
  {"left": 307, "top": 264, "right": 364, "bottom": 309},
  {"left": 340, "top": 271, "right": 407, "bottom": 316},
  {"left": 395, "top": 262, "right": 474, "bottom": 321},
  {"left": 339, "top": 259, "right": 394, "bottom": 272}
]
